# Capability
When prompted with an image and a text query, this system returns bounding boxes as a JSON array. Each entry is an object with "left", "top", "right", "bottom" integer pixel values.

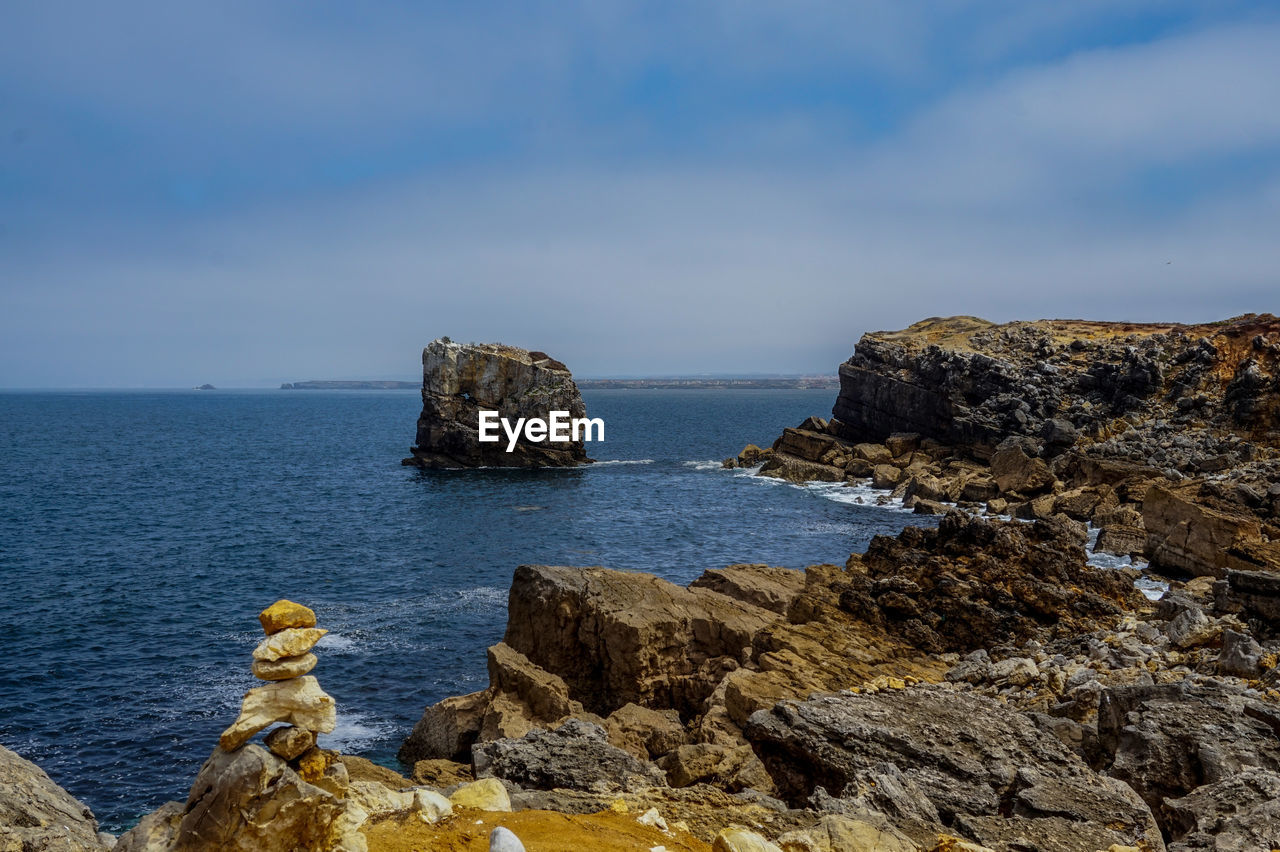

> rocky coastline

[{"left": 6, "top": 314, "right": 1280, "bottom": 851}]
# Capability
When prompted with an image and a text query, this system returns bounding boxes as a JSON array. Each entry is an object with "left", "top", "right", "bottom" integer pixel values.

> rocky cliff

[
  {"left": 402, "top": 339, "right": 591, "bottom": 469},
  {"left": 830, "top": 314, "right": 1280, "bottom": 461},
  {"left": 734, "top": 314, "right": 1280, "bottom": 584}
]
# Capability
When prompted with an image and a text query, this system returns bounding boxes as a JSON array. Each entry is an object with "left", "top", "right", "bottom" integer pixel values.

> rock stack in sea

[
  {"left": 218, "top": 598, "right": 337, "bottom": 761},
  {"left": 401, "top": 338, "right": 592, "bottom": 469}
]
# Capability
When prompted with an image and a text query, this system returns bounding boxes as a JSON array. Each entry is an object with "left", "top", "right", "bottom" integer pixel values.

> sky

[{"left": 2, "top": 2, "right": 1279, "bottom": 387}]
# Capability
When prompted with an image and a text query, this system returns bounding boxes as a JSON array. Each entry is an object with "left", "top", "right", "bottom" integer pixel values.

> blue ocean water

[{"left": 0, "top": 388, "right": 933, "bottom": 831}]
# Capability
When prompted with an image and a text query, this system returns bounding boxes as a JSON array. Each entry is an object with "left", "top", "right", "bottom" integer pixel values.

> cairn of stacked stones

[{"left": 219, "top": 599, "right": 337, "bottom": 766}]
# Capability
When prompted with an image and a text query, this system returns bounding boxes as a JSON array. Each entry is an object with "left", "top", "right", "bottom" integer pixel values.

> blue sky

[{"left": 2, "top": 2, "right": 1279, "bottom": 386}]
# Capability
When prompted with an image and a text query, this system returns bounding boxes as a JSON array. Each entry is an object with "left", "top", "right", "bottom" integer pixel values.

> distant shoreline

[{"left": 282, "top": 377, "right": 839, "bottom": 390}]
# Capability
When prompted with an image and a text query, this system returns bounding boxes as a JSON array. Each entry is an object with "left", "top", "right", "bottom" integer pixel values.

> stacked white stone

[{"left": 219, "top": 599, "right": 337, "bottom": 758}]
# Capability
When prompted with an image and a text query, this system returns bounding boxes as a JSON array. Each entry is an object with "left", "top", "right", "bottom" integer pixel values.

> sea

[{"left": 0, "top": 388, "right": 947, "bottom": 831}]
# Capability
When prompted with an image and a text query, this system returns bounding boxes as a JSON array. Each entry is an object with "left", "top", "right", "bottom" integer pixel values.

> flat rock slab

[{"left": 743, "top": 686, "right": 1163, "bottom": 852}]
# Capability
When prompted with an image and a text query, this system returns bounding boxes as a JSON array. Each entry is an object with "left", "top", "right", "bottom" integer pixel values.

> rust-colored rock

[{"left": 258, "top": 600, "right": 317, "bottom": 635}]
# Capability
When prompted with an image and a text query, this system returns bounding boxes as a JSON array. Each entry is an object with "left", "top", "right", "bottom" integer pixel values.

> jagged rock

[
  {"left": 1093, "top": 681, "right": 1280, "bottom": 832},
  {"left": 403, "top": 339, "right": 590, "bottom": 468},
  {"left": 0, "top": 744, "right": 107, "bottom": 851},
  {"left": 218, "top": 676, "right": 336, "bottom": 751},
  {"left": 448, "top": 778, "right": 512, "bottom": 812},
  {"left": 472, "top": 719, "right": 666, "bottom": 793},
  {"left": 116, "top": 745, "right": 361, "bottom": 852},
  {"left": 836, "top": 513, "right": 1145, "bottom": 653},
  {"left": 259, "top": 600, "right": 317, "bottom": 635},
  {"left": 690, "top": 565, "right": 806, "bottom": 615},
  {"left": 252, "top": 627, "right": 328, "bottom": 662},
  {"left": 264, "top": 725, "right": 317, "bottom": 761},
  {"left": 252, "top": 652, "right": 318, "bottom": 681},
  {"left": 1164, "top": 769, "right": 1280, "bottom": 851},
  {"left": 744, "top": 688, "right": 1163, "bottom": 852}
]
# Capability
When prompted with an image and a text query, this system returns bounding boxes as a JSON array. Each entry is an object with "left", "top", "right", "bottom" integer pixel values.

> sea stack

[
  {"left": 402, "top": 338, "right": 592, "bottom": 469},
  {"left": 219, "top": 599, "right": 336, "bottom": 755}
]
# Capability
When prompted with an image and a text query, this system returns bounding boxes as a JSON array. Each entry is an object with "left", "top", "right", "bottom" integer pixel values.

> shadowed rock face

[
  {"left": 403, "top": 339, "right": 591, "bottom": 469},
  {"left": 0, "top": 744, "right": 107, "bottom": 851}
]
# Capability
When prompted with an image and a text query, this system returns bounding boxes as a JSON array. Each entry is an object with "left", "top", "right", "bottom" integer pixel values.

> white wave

[
  {"left": 806, "top": 480, "right": 915, "bottom": 513},
  {"left": 1135, "top": 576, "right": 1171, "bottom": 601},
  {"left": 317, "top": 710, "right": 396, "bottom": 752},
  {"left": 683, "top": 460, "right": 727, "bottom": 471},
  {"left": 594, "top": 459, "right": 655, "bottom": 466},
  {"left": 317, "top": 632, "right": 356, "bottom": 653}
]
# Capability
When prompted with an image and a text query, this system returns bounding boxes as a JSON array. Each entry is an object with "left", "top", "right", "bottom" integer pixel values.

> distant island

[
  {"left": 280, "top": 380, "right": 419, "bottom": 389},
  {"left": 193, "top": 384, "right": 216, "bottom": 390}
]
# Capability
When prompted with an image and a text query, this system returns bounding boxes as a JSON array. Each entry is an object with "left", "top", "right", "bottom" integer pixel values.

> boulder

[
  {"left": 472, "top": 719, "right": 666, "bottom": 793},
  {"left": 604, "top": 703, "right": 685, "bottom": 760},
  {"left": 1142, "top": 484, "right": 1263, "bottom": 577},
  {"left": 501, "top": 565, "right": 775, "bottom": 716},
  {"left": 773, "top": 429, "right": 839, "bottom": 463},
  {"left": 411, "top": 759, "right": 472, "bottom": 788},
  {"left": 744, "top": 688, "right": 1163, "bottom": 852},
  {"left": 398, "top": 689, "right": 490, "bottom": 763},
  {"left": 252, "top": 653, "right": 318, "bottom": 681},
  {"left": 403, "top": 339, "right": 591, "bottom": 468},
  {"left": 219, "top": 676, "right": 337, "bottom": 751},
  {"left": 657, "top": 743, "right": 772, "bottom": 794},
  {"left": 115, "top": 745, "right": 362, "bottom": 852},
  {"left": 990, "top": 444, "right": 1054, "bottom": 496},
  {"left": 1094, "top": 525, "right": 1147, "bottom": 557},
  {"left": 0, "top": 744, "right": 107, "bottom": 851},
  {"left": 448, "top": 778, "right": 512, "bottom": 812},
  {"left": 853, "top": 444, "right": 894, "bottom": 465},
  {"left": 264, "top": 725, "right": 316, "bottom": 761},
  {"left": 252, "top": 628, "right": 328, "bottom": 663},
  {"left": 871, "top": 465, "right": 902, "bottom": 489},
  {"left": 714, "top": 828, "right": 784, "bottom": 852},
  {"left": 259, "top": 600, "right": 317, "bottom": 635}
]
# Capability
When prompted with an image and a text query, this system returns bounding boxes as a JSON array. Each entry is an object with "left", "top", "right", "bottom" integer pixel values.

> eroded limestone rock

[
  {"left": 252, "top": 628, "right": 328, "bottom": 663},
  {"left": 0, "top": 744, "right": 107, "bottom": 851},
  {"left": 403, "top": 339, "right": 591, "bottom": 469},
  {"left": 219, "top": 676, "right": 336, "bottom": 751}
]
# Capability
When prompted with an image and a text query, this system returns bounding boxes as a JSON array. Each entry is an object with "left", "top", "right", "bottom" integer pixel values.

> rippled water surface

[{"left": 0, "top": 388, "right": 935, "bottom": 830}]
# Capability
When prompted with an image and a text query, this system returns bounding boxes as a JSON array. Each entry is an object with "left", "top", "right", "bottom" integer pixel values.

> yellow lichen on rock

[
  {"left": 259, "top": 599, "right": 318, "bottom": 635},
  {"left": 448, "top": 777, "right": 512, "bottom": 812}
]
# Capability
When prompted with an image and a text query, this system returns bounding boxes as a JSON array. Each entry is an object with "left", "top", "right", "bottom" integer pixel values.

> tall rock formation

[{"left": 402, "top": 339, "right": 592, "bottom": 469}]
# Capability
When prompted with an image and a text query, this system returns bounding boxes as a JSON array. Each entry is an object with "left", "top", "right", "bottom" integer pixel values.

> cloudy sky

[{"left": 2, "top": 2, "right": 1278, "bottom": 386}]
